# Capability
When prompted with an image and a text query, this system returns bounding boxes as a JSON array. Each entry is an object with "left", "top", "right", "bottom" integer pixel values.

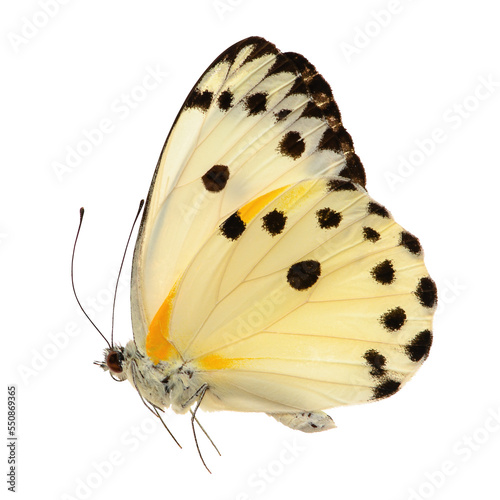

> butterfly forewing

[{"left": 131, "top": 37, "right": 365, "bottom": 350}]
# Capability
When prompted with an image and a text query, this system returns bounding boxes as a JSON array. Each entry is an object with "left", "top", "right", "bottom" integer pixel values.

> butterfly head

[
  {"left": 96, "top": 340, "right": 187, "bottom": 411},
  {"left": 95, "top": 345, "right": 129, "bottom": 382}
]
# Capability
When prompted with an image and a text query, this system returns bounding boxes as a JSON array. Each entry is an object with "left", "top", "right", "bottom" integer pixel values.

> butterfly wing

[
  {"left": 131, "top": 37, "right": 365, "bottom": 350},
  {"left": 146, "top": 177, "right": 436, "bottom": 414}
]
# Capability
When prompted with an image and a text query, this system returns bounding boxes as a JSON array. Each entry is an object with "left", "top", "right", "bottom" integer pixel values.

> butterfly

[{"left": 81, "top": 36, "right": 436, "bottom": 462}]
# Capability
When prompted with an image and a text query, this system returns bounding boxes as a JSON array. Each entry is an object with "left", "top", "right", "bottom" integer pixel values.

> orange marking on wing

[
  {"left": 274, "top": 181, "right": 314, "bottom": 212},
  {"left": 196, "top": 354, "right": 239, "bottom": 371},
  {"left": 238, "top": 186, "right": 289, "bottom": 224},
  {"left": 146, "top": 280, "right": 181, "bottom": 364}
]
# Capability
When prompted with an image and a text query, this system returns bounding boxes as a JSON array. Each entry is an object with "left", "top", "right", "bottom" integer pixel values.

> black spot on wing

[
  {"left": 414, "top": 277, "right": 438, "bottom": 308},
  {"left": 372, "top": 379, "right": 401, "bottom": 400},
  {"left": 363, "top": 349, "right": 386, "bottom": 378},
  {"left": 287, "top": 260, "right": 321, "bottom": 290},
  {"left": 217, "top": 37, "right": 279, "bottom": 68},
  {"left": 367, "top": 202, "right": 390, "bottom": 218},
  {"left": 334, "top": 126, "right": 355, "bottom": 151},
  {"left": 380, "top": 307, "right": 406, "bottom": 332},
  {"left": 285, "top": 52, "right": 340, "bottom": 121},
  {"left": 267, "top": 52, "right": 297, "bottom": 76},
  {"left": 220, "top": 212, "right": 246, "bottom": 241},
  {"left": 363, "top": 227, "right": 380, "bottom": 242},
  {"left": 241, "top": 38, "right": 278, "bottom": 64},
  {"left": 284, "top": 53, "right": 320, "bottom": 82},
  {"left": 262, "top": 210, "right": 287, "bottom": 236},
  {"left": 371, "top": 260, "right": 395, "bottom": 285},
  {"left": 308, "top": 74, "right": 333, "bottom": 103},
  {"left": 202, "top": 165, "right": 229, "bottom": 192},
  {"left": 300, "top": 101, "right": 323, "bottom": 119},
  {"left": 287, "top": 76, "right": 308, "bottom": 97},
  {"left": 399, "top": 231, "right": 422, "bottom": 255},
  {"left": 321, "top": 100, "right": 342, "bottom": 125},
  {"left": 217, "top": 90, "right": 233, "bottom": 111},
  {"left": 316, "top": 130, "right": 366, "bottom": 187},
  {"left": 278, "top": 131, "right": 305, "bottom": 159},
  {"left": 275, "top": 109, "right": 292, "bottom": 122},
  {"left": 316, "top": 208, "right": 342, "bottom": 229},
  {"left": 405, "top": 330, "right": 433, "bottom": 362},
  {"left": 318, "top": 128, "right": 342, "bottom": 153},
  {"left": 339, "top": 155, "right": 366, "bottom": 187},
  {"left": 327, "top": 179, "right": 357, "bottom": 192},
  {"left": 185, "top": 89, "right": 213, "bottom": 112},
  {"left": 245, "top": 92, "right": 268, "bottom": 115}
]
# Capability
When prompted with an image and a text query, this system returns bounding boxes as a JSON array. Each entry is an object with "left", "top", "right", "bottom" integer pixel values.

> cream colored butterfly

[{"left": 94, "top": 37, "right": 436, "bottom": 446}]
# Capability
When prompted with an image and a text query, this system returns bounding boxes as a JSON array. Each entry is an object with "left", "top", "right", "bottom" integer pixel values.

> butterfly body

[
  {"left": 106, "top": 341, "right": 203, "bottom": 414},
  {"left": 104, "top": 341, "right": 337, "bottom": 431},
  {"left": 97, "top": 37, "right": 436, "bottom": 435}
]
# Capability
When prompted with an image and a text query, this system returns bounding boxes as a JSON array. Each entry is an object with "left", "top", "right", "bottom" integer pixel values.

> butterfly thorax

[{"left": 106, "top": 341, "right": 204, "bottom": 414}]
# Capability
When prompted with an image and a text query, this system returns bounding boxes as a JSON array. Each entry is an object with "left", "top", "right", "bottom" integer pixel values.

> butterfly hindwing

[
  {"left": 145, "top": 177, "right": 435, "bottom": 414},
  {"left": 131, "top": 37, "right": 365, "bottom": 350}
]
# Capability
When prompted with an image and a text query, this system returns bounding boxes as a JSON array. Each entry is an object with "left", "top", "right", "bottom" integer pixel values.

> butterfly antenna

[
  {"left": 191, "top": 385, "right": 212, "bottom": 473},
  {"left": 72, "top": 208, "right": 111, "bottom": 349},
  {"left": 131, "top": 361, "right": 182, "bottom": 449},
  {"left": 110, "top": 199, "right": 144, "bottom": 347},
  {"left": 190, "top": 410, "right": 221, "bottom": 457}
]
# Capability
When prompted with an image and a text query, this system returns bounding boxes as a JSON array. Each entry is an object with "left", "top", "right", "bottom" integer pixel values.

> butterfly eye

[{"left": 106, "top": 350, "right": 124, "bottom": 373}]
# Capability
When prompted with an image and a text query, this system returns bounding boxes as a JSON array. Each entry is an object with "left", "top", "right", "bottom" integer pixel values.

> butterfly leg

[
  {"left": 188, "top": 384, "right": 213, "bottom": 473},
  {"left": 267, "top": 411, "right": 336, "bottom": 433}
]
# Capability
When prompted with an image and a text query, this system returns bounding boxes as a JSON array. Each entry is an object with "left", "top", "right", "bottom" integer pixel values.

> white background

[{"left": 2, "top": 1, "right": 499, "bottom": 499}]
